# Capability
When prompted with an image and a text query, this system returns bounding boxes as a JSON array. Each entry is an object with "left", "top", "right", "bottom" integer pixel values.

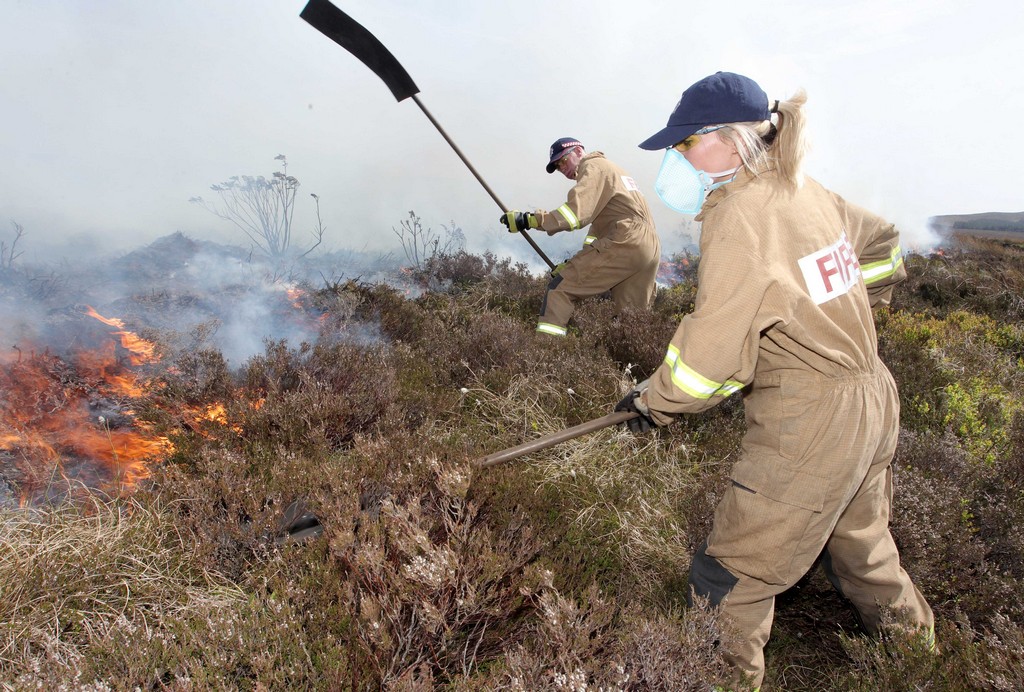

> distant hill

[{"left": 929, "top": 211, "right": 1024, "bottom": 239}]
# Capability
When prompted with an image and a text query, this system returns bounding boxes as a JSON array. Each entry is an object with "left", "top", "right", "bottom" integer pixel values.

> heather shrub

[
  {"left": 420, "top": 249, "right": 497, "bottom": 286},
  {"left": 482, "top": 587, "right": 732, "bottom": 691},
  {"left": 942, "top": 378, "right": 1019, "bottom": 465},
  {"left": 973, "top": 614, "right": 1024, "bottom": 689},
  {"left": 896, "top": 238, "right": 1024, "bottom": 320},
  {"left": 891, "top": 422, "right": 1024, "bottom": 631},
  {"left": 152, "top": 445, "right": 333, "bottom": 581},
  {"left": 80, "top": 586, "right": 323, "bottom": 689},
  {"left": 443, "top": 254, "right": 549, "bottom": 322},
  {"left": 876, "top": 309, "right": 956, "bottom": 433},
  {"left": 574, "top": 300, "right": 679, "bottom": 378},
  {"left": 878, "top": 309, "right": 1024, "bottom": 462},
  {"left": 421, "top": 249, "right": 534, "bottom": 292},
  {"left": 151, "top": 347, "right": 234, "bottom": 403},
  {"left": 975, "top": 417, "right": 1024, "bottom": 581},
  {"left": 887, "top": 460, "right": 992, "bottom": 614},
  {"left": 320, "top": 459, "right": 550, "bottom": 687},
  {"left": 347, "top": 280, "right": 429, "bottom": 343},
  {"left": 835, "top": 608, "right": 965, "bottom": 690},
  {"left": 384, "top": 252, "right": 546, "bottom": 332},
  {"left": 409, "top": 298, "right": 537, "bottom": 387},
  {"left": 241, "top": 339, "right": 399, "bottom": 450},
  {"left": 407, "top": 301, "right": 628, "bottom": 426},
  {"left": 387, "top": 340, "right": 464, "bottom": 429},
  {"left": 836, "top": 607, "right": 1024, "bottom": 691},
  {"left": 611, "top": 598, "right": 734, "bottom": 691}
]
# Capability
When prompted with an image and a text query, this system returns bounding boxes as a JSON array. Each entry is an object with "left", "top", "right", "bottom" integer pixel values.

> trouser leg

[
  {"left": 689, "top": 541, "right": 774, "bottom": 690},
  {"left": 822, "top": 464, "right": 934, "bottom": 636},
  {"left": 537, "top": 243, "right": 654, "bottom": 335},
  {"left": 823, "top": 370, "right": 934, "bottom": 640},
  {"left": 690, "top": 481, "right": 828, "bottom": 690},
  {"left": 609, "top": 235, "right": 660, "bottom": 311},
  {"left": 537, "top": 273, "right": 575, "bottom": 336}
]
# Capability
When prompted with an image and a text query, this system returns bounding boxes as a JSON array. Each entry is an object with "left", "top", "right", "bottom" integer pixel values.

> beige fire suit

[
  {"left": 644, "top": 167, "right": 934, "bottom": 689},
  {"left": 531, "top": 151, "right": 660, "bottom": 336}
]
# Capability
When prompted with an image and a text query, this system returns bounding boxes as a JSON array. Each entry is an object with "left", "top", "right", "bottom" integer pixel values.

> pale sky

[{"left": 2, "top": 0, "right": 1022, "bottom": 269}]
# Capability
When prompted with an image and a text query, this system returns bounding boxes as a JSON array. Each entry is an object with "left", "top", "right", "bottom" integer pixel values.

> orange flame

[
  {"left": 281, "top": 284, "right": 332, "bottom": 326},
  {"left": 1, "top": 344, "right": 172, "bottom": 503},
  {"left": 181, "top": 401, "right": 251, "bottom": 436},
  {"left": 203, "top": 403, "right": 228, "bottom": 424},
  {"left": 74, "top": 341, "right": 146, "bottom": 397},
  {"left": 84, "top": 305, "right": 160, "bottom": 365},
  {"left": 657, "top": 256, "right": 693, "bottom": 285},
  {"left": 286, "top": 286, "right": 305, "bottom": 310}
]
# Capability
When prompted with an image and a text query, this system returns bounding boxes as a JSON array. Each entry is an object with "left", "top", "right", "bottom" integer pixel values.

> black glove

[
  {"left": 614, "top": 382, "right": 656, "bottom": 434},
  {"left": 500, "top": 210, "right": 538, "bottom": 233}
]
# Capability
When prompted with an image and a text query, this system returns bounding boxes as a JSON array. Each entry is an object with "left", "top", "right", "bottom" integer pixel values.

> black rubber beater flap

[{"left": 300, "top": 0, "right": 420, "bottom": 102}]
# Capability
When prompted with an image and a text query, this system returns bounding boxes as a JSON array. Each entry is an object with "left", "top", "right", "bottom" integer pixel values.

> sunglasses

[
  {"left": 672, "top": 125, "right": 727, "bottom": 152},
  {"left": 556, "top": 149, "right": 580, "bottom": 171}
]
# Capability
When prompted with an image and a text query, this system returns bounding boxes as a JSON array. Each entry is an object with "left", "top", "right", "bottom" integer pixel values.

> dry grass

[{"left": 0, "top": 496, "right": 249, "bottom": 687}]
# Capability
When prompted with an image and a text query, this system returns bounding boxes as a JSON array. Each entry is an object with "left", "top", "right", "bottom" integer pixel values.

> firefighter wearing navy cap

[
  {"left": 614, "top": 71, "right": 935, "bottom": 689},
  {"left": 500, "top": 138, "right": 660, "bottom": 337}
]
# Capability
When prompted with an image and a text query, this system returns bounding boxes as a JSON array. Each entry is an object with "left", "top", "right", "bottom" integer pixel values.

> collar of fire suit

[
  {"left": 695, "top": 165, "right": 774, "bottom": 221},
  {"left": 571, "top": 150, "right": 603, "bottom": 179}
]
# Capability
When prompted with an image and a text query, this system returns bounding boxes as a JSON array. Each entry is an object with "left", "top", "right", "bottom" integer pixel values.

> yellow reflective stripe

[
  {"left": 664, "top": 344, "right": 743, "bottom": 399},
  {"left": 537, "top": 322, "right": 567, "bottom": 336},
  {"left": 583, "top": 235, "right": 597, "bottom": 245},
  {"left": 861, "top": 245, "right": 903, "bottom": 285},
  {"left": 556, "top": 204, "right": 580, "bottom": 230}
]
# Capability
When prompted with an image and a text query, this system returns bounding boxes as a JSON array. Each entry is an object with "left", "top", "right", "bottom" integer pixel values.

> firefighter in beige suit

[
  {"left": 616, "top": 72, "right": 934, "bottom": 690},
  {"left": 500, "top": 138, "right": 661, "bottom": 337}
]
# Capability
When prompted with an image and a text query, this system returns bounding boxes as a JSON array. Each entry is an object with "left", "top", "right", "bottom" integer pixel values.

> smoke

[
  {"left": 0, "top": 231, "right": 407, "bottom": 370},
  {"left": 6, "top": 1, "right": 1016, "bottom": 262}
]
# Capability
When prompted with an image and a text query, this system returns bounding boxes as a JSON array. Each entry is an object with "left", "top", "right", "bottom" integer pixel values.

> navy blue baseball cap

[
  {"left": 546, "top": 137, "right": 584, "bottom": 173},
  {"left": 638, "top": 72, "right": 770, "bottom": 150}
]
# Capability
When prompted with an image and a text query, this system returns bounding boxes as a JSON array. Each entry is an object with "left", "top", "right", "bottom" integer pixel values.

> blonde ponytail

[
  {"left": 717, "top": 89, "right": 809, "bottom": 190},
  {"left": 772, "top": 90, "right": 808, "bottom": 188}
]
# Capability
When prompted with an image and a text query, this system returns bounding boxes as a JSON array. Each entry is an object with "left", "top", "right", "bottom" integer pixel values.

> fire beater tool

[
  {"left": 473, "top": 411, "right": 638, "bottom": 468},
  {"left": 271, "top": 411, "right": 639, "bottom": 543},
  {"left": 300, "top": 0, "right": 557, "bottom": 271}
]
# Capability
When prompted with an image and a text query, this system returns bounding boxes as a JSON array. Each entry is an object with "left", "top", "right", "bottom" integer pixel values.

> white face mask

[{"left": 654, "top": 148, "right": 738, "bottom": 214}]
